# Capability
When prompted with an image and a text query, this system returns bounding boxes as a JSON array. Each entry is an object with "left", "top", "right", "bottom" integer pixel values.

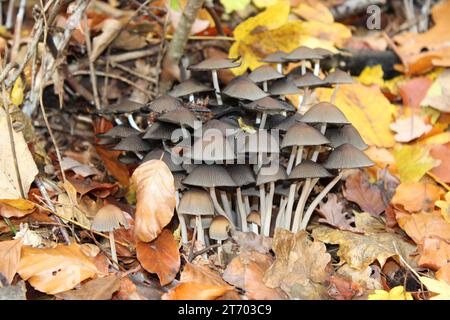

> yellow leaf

[
  {"left": 292, "top": 2, "right": 334, "bottom": 24},
  {"left": 252, "top": 0, "right": 278, "bottom": 8},
  {"left": 131, "top": 160, "right": 176, "bottom": 242},
  {"left": 393, "top": 144, "right": 439, "bottom": 183},
  {"left": 221, "top": 0, "right": 251, "bottom": 13},
  {"left": 233, "top": 0, "right": 290, "bottom": 41},
  {"left": 357, "top": 65, "right": 384, "bottom": 87},
  {"left": 300, "top": 20, "right": 351, "bottom": 47},
  {"left": 435, "top": 191, "right": 450, "bottom": 223},
  {"left": 10, "top": 77, "right": 24, "bottom": 106},
  {"left": 17, "top": 243, "right": 100, "bottom": 294},
  {"left": 420, "top": 276, "right": 450, "bottom": 300},
  {"left": 368, "top": 286, "right": 413, "bottom": 300},
  {"left": 316, "top": 84, "right": 396, "bottom": 148}
]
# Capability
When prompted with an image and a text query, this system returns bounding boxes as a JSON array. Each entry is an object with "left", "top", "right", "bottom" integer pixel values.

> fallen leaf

[
  {"left": 56, "top": 274, "right": 121, "bottom": 300},
  {"left": 131, "top": 160, "right": 176, "bottom": 243},
  {"left": 356, "top": 65, "right": 384, "bottom": 87},
  {"left": 435, "top": 191, "right": 450, "bottom": 223},
  {"left": 312, "top": 225, "right": 417, "bottom": 270},
  {"left": 0, "top": 109, "right": 38, "bottom": 200},
  {"left": 10, "top": 77, "right": 24, "bottom": 106},
  {"left": 368, "top": 285, "right": 413, "bottom": 300},
  {"left": 91, "top": 19, "right": 122, "bottom": 61},
  {"left": 317, "top": 193, "right": 357, "bottom": 232},
  {"left": 390, "top": 115, "right": 432, "bottom": 143},
  {"left": 393, "top": 145, "right": 439, "bottom": 183},
  {"left": 223, "top": 251, "right": 285, "bottom": 300},
  {"left": 0, "top": 238, "right": 23, "bottom": 284},
  {"left": 395, "top": 211, "right": 450, "bottom": 245},
  {"left": 136, "top": 229, "right": 180, "bottom": 286},
  {"left": 263, "top": 229, "right": 331, "bottom": 299},
  {"left": 231, "top": 231, "right": 272, "bottom": 254},
  {"left": 420, "top": 276, "right": 450, "bottom": 300},
  {"left": 343, "top": 171, "right": 386, "bottom": 216},
  {"left": 0, "top": 199, "right": 35, "bottom": 218},
  {"left": 220, "top": 0, "right": 251, "bottom": 13},
  {"left": 391, "top": 182, "right": 443, "bottom": 212},
  {"left": 436, "top": 264, "right": 450, "bottom": 284},
  {"left": 163, "top": 263, "right": 235, "bottom": 300},
  {"left": 399, "top": 77, "right": 432, "bottom": 108},
  {"left": 327, "top": 275, "right": 362, "bottom": 300},
  {"left": 336, "top": 264, "right": 382, "bottom": 290},
  {"left": 291, "top": 1, "right": 334, "bottom": 24},
  {"left": 316, "top": 84, "right": 396, "bottom": 148},
  {"left": 421, "top": 69, "right": 450, "bottom": 112},
  {"left": 430, "top": 143, "right": 450, "bottom": 183},
  {"left": 418, "top": 237, "right": 450, "bottom": 270},
  {"left": 17, "top": 243, "right": 99, "bottom": 294}
]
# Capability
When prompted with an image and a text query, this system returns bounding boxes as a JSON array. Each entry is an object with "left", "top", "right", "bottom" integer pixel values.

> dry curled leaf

[
  {"left": 263, "top": 229, "right": 331, "bottom": 300},
  {"left": 136, "top": 229, "right": 180, "bottom": 286},
  {"left": 317, "top": 193, "right": 357, "bottom": 232},
  {"left": 131, "top": 160, "right": 176, "bottom": 243},
  {"left": 0, "top": 238, "right": 23, "bottom": 284},
  {"left": 343, "top": 171, "right": 386, "bottom": 217},
  {"left": 56, "top": 274, "right": 121, "bottom": 300},
  {"left": 91, "top": 19, "right": 123, "bottom": 61},
  {"left": 17, "top": 243, "right": 100, "bottom": 294},
  {"left": 223, "top": 251, "right": 285, "bottom": 300}
]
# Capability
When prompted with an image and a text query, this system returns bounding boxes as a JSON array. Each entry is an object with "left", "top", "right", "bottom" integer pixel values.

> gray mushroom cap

[
  {"left": 178, "top": 189, "right": 215, "bottom": 216},
  {"left": 145, "top": 95, "right": 182, "bottom": 113},
  {"left": 325, "top": 125, "right": 368, "bottom": 150},
  {"left": 260, "top": 50, "right": 288, "bottom": 63},
  {"left": 323, "top": 143, "right": 375, "bottom": 170},
  {"left": 256, "top": 163, "right": 287, "bottom": 185},
  {"left": 112, "top": 135, "right": 152, "bottom": 152},
  {"left": 281, "top": 123, "right": 330, "bottom": 148},
  {"left": 168, "top": 79, "right": 213, "bottom": 97},
  {"left": 183, "top": 165, "right": 237, "bottom": 188},
  {"left": 288, "top": 160, "right": 333, "bottom": 179},
  {"left": 91, "top": 204, "right": 129, "bottom": 232},
  {"left": 324, "top": 69, "right": 355, "bottom": 85},
  {"left": 284, "top": 46, "right": 323, "bottom": 61},
  {"left": 223, "top": 76, "right": 269, "bottom": 101},
  {"left": 269, "top": 78, "right": 300, "bottom": 95},
  {"left": 301, "top": 102, "right": 350, "bottom": 125},
  {"left": 157, "top": 108, "right": 198, "bottom": 129},
  {"left": 188, "top": 57, "right": 241, "bottom": 71},
  {"left": 248, "top": 65, "right": 284, "bottom": 83},
  {"left": 100, "top": 125, "right": 140, "bottom": 138},
  {"left": 227, "top": 165, "right": 256, "bottom": 187}
]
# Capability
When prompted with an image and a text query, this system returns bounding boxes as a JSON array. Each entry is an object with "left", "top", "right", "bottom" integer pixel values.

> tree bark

[{"left": 160, "top": 0, "right": 206, "bottom": 93}]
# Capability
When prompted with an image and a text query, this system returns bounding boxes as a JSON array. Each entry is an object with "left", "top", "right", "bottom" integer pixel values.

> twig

[
  {"left": 204, "top": 1, "right": 225, "bottom": 36},
  {"left": 83, "top": 14, "right": 101, "bottom": 110},
  {"left": 11, "top": 0, "right": 26, "bottom": 59},
  {"left": 110, "top": 61, "right": 158, "bottom": 84},
  {"left": 190, "top": 243, "right": 221, "bottom": 261},
  {"left": 165, "top": 34, "right": 234, "bottom": 41}
]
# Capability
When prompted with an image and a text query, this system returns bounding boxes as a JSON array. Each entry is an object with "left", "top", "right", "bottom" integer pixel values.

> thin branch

[{"left": 83, "top": 14, "right": 101, "bottom": 110}]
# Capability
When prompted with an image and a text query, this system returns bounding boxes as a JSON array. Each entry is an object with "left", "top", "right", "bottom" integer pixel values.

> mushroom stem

[
  {"left": 301, "top": 60, "right": 307, "bottom": 75},
  {"left": 291, "top": 178, "right": 312, "bottom": 232},
  {"left": 283, "top": 183, "right": 297, "bottom": 229},
  {"left": 211, "top": 69, "right": 223, "bottom": 105},
  {"left": 313, "top": 60, "right": 320, "bottom": 76},
  {"left": 300, "top": 172, "right": 343, "bottom": 230},
  {"left": 114, "top": 117, "right": 123, "bottom": 125},
  {"left": 311, "top": 123, "right": 327, "bottom": 162},
  {"left": 127, "top": 114, "right": 143, "bottom": 132},
  {"left": 299, "top": 87, "right": 309, "bottom": 113},
  {"left": 259, "top": 184, "right": 266, "bottom": 222},
  {"left": 263, "top": 81, "right": 268, "bottom": 92},
  {"left": 295, "top": 146, "right": 304, "bottom": 166},
  {"left": 220, "top": 191, "right": 233, "bottom": 223},
  {"left": 256, "top": 113, "right": 262, "bottom": 124},
  {"left": 330, "top": 83, "right": 340, "bottom": 104},
  {"left": 189, "top": 93, "right": 195, "bottom": 103},
  {"left": 135, "top": 152, "right": 144, "bottom": 160},
  {"left": 195, "top": 215, "right": 206, "bottom": 246},
  {"left": 263, "top": 181, "right": 275, "bottom": 236},
  {"left": 275, "top": 197, "right": 287, "bottom": 229},
  {"left": 250, "top": 222, "right": 259, "bottom": 234},
  {"left": 297, "top": 94, "right": 304, "bottom": 112},
  {"left": 286, "top": 146, "right": 298, "bottom": 175},
  {"left": 276, "top": 63, "right": 282, "bottom": 74},
  {"left": 176, "top": 191, "right": 189, "bottom": 244},
  {"left": 217, "top": 240, "right": 223, "bottom": 265},
  {"left": 259, "top": 113, "right": 267, "bottom": 129},
  {"left": 109, "top": 231, "right": 118, "bottom": 265},
  {"left": 209, "top": 187, "right": 228, "bottom": 219},
  {"left": 244, "top": 196, "right": 251, "bottom": 215},
  {"left": 236, "top": 188, "right": 248, "bottom": 232}
]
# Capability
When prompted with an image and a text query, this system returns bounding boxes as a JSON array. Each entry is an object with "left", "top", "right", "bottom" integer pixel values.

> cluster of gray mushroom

[{"left": 96, "top": 46, "right": 374, "bottom": 260}]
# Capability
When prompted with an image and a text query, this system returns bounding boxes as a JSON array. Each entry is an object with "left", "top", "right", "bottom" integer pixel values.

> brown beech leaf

[
  {"left": 312, "top": 225, "right": 417, "bottom": 270},
  {"left": 223, "top": 251, "right": 286, "bottom": 300},
  {"left": 395, "top": 211, "right": 450, "bottom": 245},
  {"left": 163, "top": 263, "right": 235, "bottom": 300},
  {"left": 430, "top": 143, "right": 450, "bottom": 183},
  {"left": 390, "top": 115, "right": 432, "bottom": 143},
  {"left": 56, "top": 274, "right": 121, "bottom": 300},
  {"left": 95, "top": 147, "right": 130, "bottom": 186},
  {"left": 317, "top": 193, "right": 358, "bottom": 232},
  {"left": 136, "top": 229, "right": 180, "bottom": 286},
  {"left": 391, "top": 182, "right": 444, "bottom": 213},
  {"left": 263, "top": 229, "right": 331, "bottom": 300},
  {"left": 131, "top": 160, "right": 176, "bottom": 243},
  {"left": 418, "top": 237, "right": 450, "bottom": 270},
  {"left": 343, "top": 171, "right": 386, "bottom": 216},
  {"left": 0, "top": 238, "right": 23, "bottom": 284},
  {"left": 17, "top": 243, "right": 100, "bottom": 294}
]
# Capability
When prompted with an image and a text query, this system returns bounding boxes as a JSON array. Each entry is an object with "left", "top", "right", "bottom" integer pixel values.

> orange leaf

[
  {"left": 391, "top": 182, "right": 443, "bottom": 213},
  {"left": 131, "top": 160, "right": 175, "bottom": 243},
  {"left": 418, "top": 237, "right": 450, "bottom": 270},
  {"left": 136, "top": 229, "right": 180, "bottom": 286},
  {"left": 95, "top": 147, "right": 130, "bottom": 186},
  {"left": 396, "top": 211, "right": 450, "bottom": 245},
  {"left": 436, "top": 264, "right": 450, "bottom": 285},
  {"left": 17, "top": 243, "right": 99, "bottom": 294},
  {"left": 0, "top": 238, "right": 23, "bottom": 284},
  {"left": 430, "top": 143, "right": 450, "bottom": 183}
]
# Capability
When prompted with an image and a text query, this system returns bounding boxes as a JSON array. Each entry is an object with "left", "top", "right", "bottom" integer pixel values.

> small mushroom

[
  {"left": 188, "top": 57, "right": 241, "bottom": 105},
  {"left": 168, "top": 79, "right": 213, "bottom": 103},
  {"left": 284, "top": 46, "right": 323, "bottom": 75},
  {"left": 143, "top": 95, "right": 182, "bottom": 114},
  {"left": 247, "top": 210, "right": 261, "bottom": 234},
  {"left": 99, "top": 124, "right": 140, "bottom": 139},
  {"left": 260, "top": 50, "right": 288, "bottom": 73},
  {"left": 299, "top": 144, "right": 374, "bottom": 230},
  {"left": 104, "top": 99, "right": 145, "bottom": 132},
  {"left": 157, "top": 107, "right": 199, "bottom": 138},
  {"left": 209, "top": 215, "right": 231, "bottom": 265},
  {"left": 325, "top": 124, "right": 368, "bottom": 150},
  {"left": 143, "top": 122, "right": 179, "bottom": 141},
  {"left": 112, "top": 134, "right": 153, "bottom": 160},
  {"left": 222, "top": 76, "right": 268, "bottom": 101},
  {"left": 324, "top": 69, "right": 355, "bottom": 103},
  {"left": 311, "top": 48, "right": 334, "bottom": 76},
  {"left": 268, "top": 78, "right": 300, "bottom": 99},
  {"left": 91, "top": 204, "right": 129, "bottom": 265},
  {"left": 248, "top": 65, "right": 284, "bottom": 92},
  {"left": 289, "top": 72, "right": 326, "bottom": 111},
  {"left": 178, "top": 189, "right": 215, "bottom": 246},
  {"left": 245, "top": 97, "right": 292, "bottom": 129},
  {"left": 142, "top": 148, "right": 184, "bottom": 172},
  {"left": 184, "top": 130, "right": 235, "bottom": 164}
]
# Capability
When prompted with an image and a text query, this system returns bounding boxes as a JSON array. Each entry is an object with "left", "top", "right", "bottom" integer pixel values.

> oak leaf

[
  {"left": 223, "top": 251, "right": 286, "bottom": 300},
  {"left": 131, "top": 160, "right": 176, "bottom": 243},
  {"left": 317, "top": 193, "right": 357, "bottom": 232},
  {"left": 263, "top": 229, "right": 331, "bottom": 299},
  {"left": 316, "top": 84, "right": 396, "bottom": 148},
  {"left": 136, "top": 229, "right": 180, "bottom": 286},
  {"left": 17, "top": 243, "right": 100, "bottom": 294}
]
